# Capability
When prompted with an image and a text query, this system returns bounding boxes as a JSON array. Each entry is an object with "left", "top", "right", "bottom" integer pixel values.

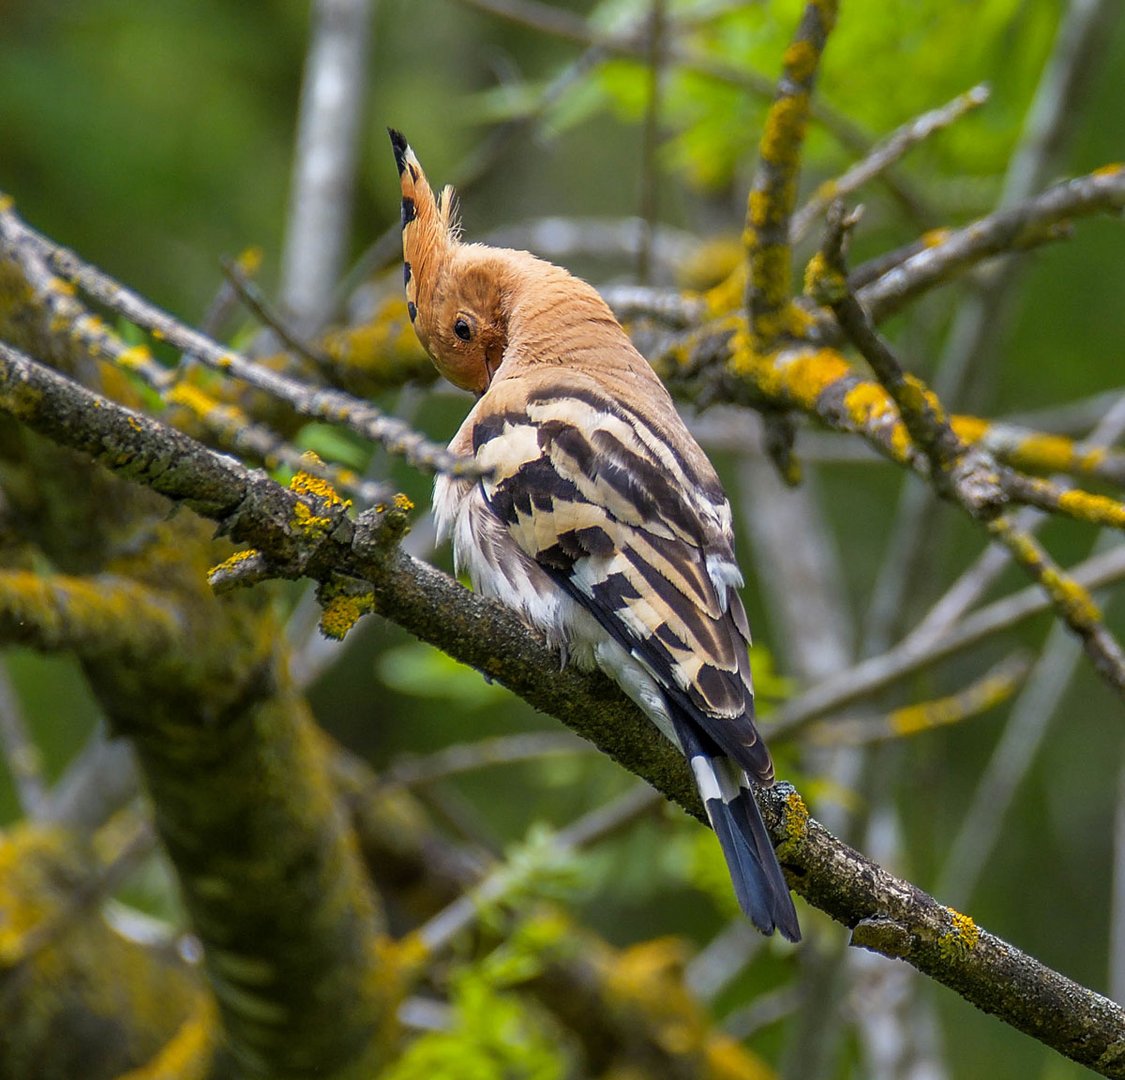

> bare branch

[
  {"left": 385, "top": 732, "right": 591, "bottom": 788},
  {"left": 280, "top": 0, "right": 374, "bottom": 326},
  {"left": 791, "top": 84, "right": 990, "bottom": 244},
  {"left": 769, "top": 542, "right": 1125, "bottom": 736},
  {"left": 857, "top": 166, "right": 1125, "bottom": 324}
]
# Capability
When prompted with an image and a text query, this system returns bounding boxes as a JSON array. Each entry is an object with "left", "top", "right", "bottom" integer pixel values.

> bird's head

[{"left": 389, "top": 129, "right": 510, "bottom": 395}]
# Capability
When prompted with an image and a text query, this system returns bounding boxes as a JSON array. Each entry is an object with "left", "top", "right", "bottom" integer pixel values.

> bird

[{"left": 389, "top": 128, "right": 800, "bottom": 941}]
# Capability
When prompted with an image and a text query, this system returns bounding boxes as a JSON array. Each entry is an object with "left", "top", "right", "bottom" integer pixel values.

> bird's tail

[{"left": 681, "top": 726, "right": 800, "bottom": 941}]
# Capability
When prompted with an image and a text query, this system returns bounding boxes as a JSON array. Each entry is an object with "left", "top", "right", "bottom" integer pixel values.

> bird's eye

[{"left": 453, "top": 317, "right": 472, "bottom": 342}]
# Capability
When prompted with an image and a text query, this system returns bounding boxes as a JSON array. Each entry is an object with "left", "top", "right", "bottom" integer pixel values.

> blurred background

[{"left": 1, "top": 1, "right": 1124, "bottom": 1076}]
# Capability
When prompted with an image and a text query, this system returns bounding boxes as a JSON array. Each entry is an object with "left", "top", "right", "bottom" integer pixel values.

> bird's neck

[{"left": 499, "top": 254, "right": 644, "bottom": 378}]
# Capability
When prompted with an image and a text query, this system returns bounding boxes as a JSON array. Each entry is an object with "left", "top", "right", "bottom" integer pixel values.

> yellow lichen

[
  {"left": 1092, "top": 162, "right": 1124, "bottom": 178},
  {"left": 1077, "top": 446, "right": 1107, "bottom": 472},
  {"left": 921, "top": 228, "right": 951, "bottom": 248},
  {"left": 1008, "top": 432, "right": 1075, "bottom": 472},
  {"left": 746, "top": 189, "right": 769, "bottom": 231},
  {"left": 704, "top": 266, "right": 747, "bottom": 317},
  {"left": 292, "top": 501, "right": 333, "bottom": 535},
  {"left": 115, "top": 998, "right": 218, "bottom": 1080},
  {"left": 784, "top": 39, "right": 820, "bottom": 82},
  {"left": 235, "top": 245, "right": 264, "bottom": 276},
  {"left": 812, "top": 178, "right": 838, "bottom": 205},
  {"left": 318, "top": 592, "right": 365, "bottom": 640},
  {"left": 1051, "top": 575, "right": 1102, "bottom": 626},
  {"left": 939, "top": 908, "right": 980, "bottom": 960},
  {"left": 890, "top": 704, "right": 935, "bottom": 737},
  {"left": 900, "top": 374, "right": 946, "bottom": 427},
  {"left": 889, "top": 424, "right": 913, "bottom": 462},
  {"left": 392, "top": 492, "right": 414, "bottom": 512},
  {"left": 774, "top": 787, "right": 810, "bottom": 857},
  {"left": 950, "top": 415, "right": 988, "bottom": 444},
  {"left": 1056, "top": 489, "right": 1125, "bottom": 529},
  {"left": 749, "top": 243, "right": 792, "bottom": 310},
  {"left": 208, "top": 548, "right": 261, "bottom": 578},
  {"left": 117, "top": 343, "right": 156, "bottom": 370},
  {"left": 290, "top": 454, "right": 350, "bottom": 511},
  {"left": 759, "top": 93, "right": 810, "bottom": 166},
  {"left": 813, "top": 0, "right": 839, "bottom": 32},
  {"left": 778, "top": 350, "right": 850, "bottom": 408},
  {"left": 167, "top": 382, "right": 220, "bottom": 419}
]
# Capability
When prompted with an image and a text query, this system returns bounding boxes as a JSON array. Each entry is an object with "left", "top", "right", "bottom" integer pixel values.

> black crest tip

[{"left": 388, "top": 128, "right": 409, "bottom": 175}]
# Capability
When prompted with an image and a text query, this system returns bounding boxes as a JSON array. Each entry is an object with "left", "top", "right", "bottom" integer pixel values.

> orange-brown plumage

[{"left": 389, "top": 129, "right": 799, "bottom": 940}]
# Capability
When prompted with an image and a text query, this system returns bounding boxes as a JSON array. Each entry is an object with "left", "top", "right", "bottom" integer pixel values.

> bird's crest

[{"left": 388, "top": 128, "right": 459, "bottom": 337}]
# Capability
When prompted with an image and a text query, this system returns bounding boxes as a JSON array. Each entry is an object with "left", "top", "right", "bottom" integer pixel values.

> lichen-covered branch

[
  {"left": 744, "top": 0, "right": 838, "bottom": 351},
  {"left": 769, "top": 541, "right": 1125, "bottom": 736},
  {"left": 0, "top": 570, "right": 181, "bottom": 661},
  {"left": 769, "top": 789, "right": 1125, "bottom": 1078},
  {"left": 0, "top": 199, "right": 393, "bottom": 508},
  {"left": 811, "top": 651, "right": 1031, "bottom": 747},
  {"left": 0, "top": 203, "right": 477, "bottom": 479},
  {"left": 0, "top": 824, "right": 211, "bottom": 1080},
  {"left": 0, "top": 337, "right": 392, "bottom": 1077},
  {"left": 809, "top": 207, "right": 1125, "bottom": 699}
]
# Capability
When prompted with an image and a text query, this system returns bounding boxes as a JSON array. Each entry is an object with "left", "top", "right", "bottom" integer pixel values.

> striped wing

[{"left": 472, "top": 369, "right": 773, "bottom": 783}]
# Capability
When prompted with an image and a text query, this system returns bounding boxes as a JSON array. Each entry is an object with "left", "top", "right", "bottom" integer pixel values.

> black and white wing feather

[{"left": 453, "top": 367, "right": 799, "bottom": 940}]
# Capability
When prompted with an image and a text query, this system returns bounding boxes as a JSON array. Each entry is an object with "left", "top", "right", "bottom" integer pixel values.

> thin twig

[
  {"left": 937, "top": 619, "right": 1084, "bottom": 908},
  {"left": 416, "top": 783, "right": 660, "bottom": 953},
  {"left": 811, "top": 651, "right": 1031, "bottom": 748},
  {"left": 385, "top": 732, "right": 591, "bottom": 788},
  {"left": 0, "top": 207, "right": 478, "bottom": 478},
  {"left": 791, "top": 84, "right": 990, "bottom": 244},
  {"left": 768, "top": 543, "right": 1125, "bottom": 736},
  {"left": 222, "top": 257, "right": 337, "bottom": 377},
  {"left": 459, "top": 0, "right": 936, "bottom": 226},
  {"left": 857, "top": 166, "right": 1125, "bottom": 325}
]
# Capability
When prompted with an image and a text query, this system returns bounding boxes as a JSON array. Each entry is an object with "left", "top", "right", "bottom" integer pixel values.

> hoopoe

[{"left": 390, "top": 129, "right": 799, "bottom": 941}]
